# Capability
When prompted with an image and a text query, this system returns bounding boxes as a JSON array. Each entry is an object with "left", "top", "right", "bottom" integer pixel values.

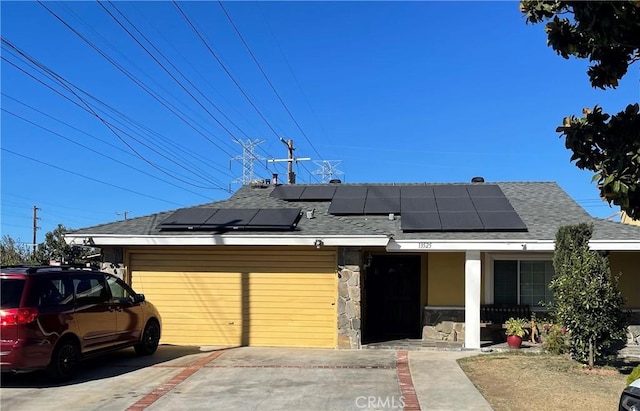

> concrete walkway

[{"left": 409, "top": 350, "right": 492, "bottom": 411}]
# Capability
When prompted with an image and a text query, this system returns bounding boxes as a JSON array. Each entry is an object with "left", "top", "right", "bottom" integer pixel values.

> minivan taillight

[{"left": 0, "top": 308, "right": 38, "bottom": 326}]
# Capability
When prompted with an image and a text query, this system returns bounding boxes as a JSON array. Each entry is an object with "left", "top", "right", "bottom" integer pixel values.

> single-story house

[{"left": 65, "top": 179, "right": 640, "bottom": 350}]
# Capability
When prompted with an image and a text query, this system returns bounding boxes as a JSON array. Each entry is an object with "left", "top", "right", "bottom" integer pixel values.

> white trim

[
  {"left": 64, "top": 234, "right": 390, "bottom": 247},
  {"left": 589, "top": 241, "right": 640, "bottom": 251},
  {"left": 386, "top": 239, "right": 555, "bottom": 252}
]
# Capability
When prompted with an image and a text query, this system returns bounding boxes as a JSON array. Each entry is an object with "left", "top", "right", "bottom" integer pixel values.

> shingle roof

[{"left": 69, "top": 182, "right": 640, "bottom": 241}]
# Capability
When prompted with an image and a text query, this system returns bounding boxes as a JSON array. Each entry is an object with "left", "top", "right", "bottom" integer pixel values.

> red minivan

[{"left": 1, "top": 266, "right": 162, "bottom": 380}]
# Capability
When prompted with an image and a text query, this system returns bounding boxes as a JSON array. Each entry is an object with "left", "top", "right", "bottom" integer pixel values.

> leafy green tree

[
  {"left": 35, "top": 224, "right": 84, "bottom": 265},
  {"left": 551, "top": 223, "right": 627, "bottom": 368},
  {"left": 0, "top": 235, "right": 35, "bottom": 265},
  {"left": 521, "top": 1, "right": 640, "bottom": 218}
]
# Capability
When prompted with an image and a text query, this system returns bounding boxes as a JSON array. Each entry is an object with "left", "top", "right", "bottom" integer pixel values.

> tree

[
  {"left": 0, "top": 235, "right": 34, "bottom": 265},
  {"left": 551, "top": 223, "right": 627, "bottom": 368},
  {"left": 520, "top": 1, "right": 640, "bottom": 219},
  {"left": 35, "top": 224, "right": 85, "bottom": 265}
]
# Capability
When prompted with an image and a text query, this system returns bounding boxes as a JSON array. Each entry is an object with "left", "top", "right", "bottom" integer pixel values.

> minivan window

[
  {"left": 107, "top": 276, "right": 136, "bottom": 304},
  {"left": 73, "top": 275, "right": 109, "bottom": 305},
  {"left": 34, "top": 277, "right": 74, "bottom": 307},
  {"left": 1, "top": 279, "right": 25, "bottom": 308}
]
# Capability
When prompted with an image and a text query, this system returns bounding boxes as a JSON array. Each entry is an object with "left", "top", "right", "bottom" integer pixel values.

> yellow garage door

[{"left": 130, "top": 248, "right": 337, "bottom": 348}]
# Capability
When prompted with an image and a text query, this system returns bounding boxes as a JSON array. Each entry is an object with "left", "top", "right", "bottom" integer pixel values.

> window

[
  {"left": 34, "top": 277, "right": 74, "bottom": 307},
  {"left": 73, "top": 275, "right": 109, "bottom": 305},
  {"left": 106, "top": 276, "right": 136, "bottom": 304},
  {"left": 493, "top": 259, "right": 555, "bottom": 307}
]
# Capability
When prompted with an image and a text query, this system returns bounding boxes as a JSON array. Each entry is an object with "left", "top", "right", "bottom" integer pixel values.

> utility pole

[
  {"left": 267, "top": 139, "right": 311, "bottom": 184},
  {"left": 312, "top": 160, "right": 344, "bottom": 183},
  {"left": 32, "top": 205, "right": 40, "bottom": 259},
  {"left": 116, "top": 211, "right": 130, "bottom": 220}
]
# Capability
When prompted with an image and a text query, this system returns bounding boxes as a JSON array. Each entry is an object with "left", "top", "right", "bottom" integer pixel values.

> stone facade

[
  {"left": 628, "top": 311, "right": 640, "bottom": 346},
  {"left": 422, "top": 307, "right": 465, "bottom": 342},
  {"left": 337, "top": 248, "right": 362, "bottom": 349},
  {"left": 100, "top": 246, "right": 126, "bottom": 280}
]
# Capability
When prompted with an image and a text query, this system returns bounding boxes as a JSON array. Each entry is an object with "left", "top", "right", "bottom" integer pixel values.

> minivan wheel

[
  {"left": 47, "top": 339, "right": 80, "bottom": 381},
  {"left": 134, "top": 321, "right": 160, "bottom": 356}
]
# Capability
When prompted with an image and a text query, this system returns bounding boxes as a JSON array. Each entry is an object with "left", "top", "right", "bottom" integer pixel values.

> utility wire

[
  {"left": 36, "top": 1, "right": 240, "bottom": 161},
  {"left": 2, "top": 39, "right": 227, "bottom": 190},
  {"left": 218, "top": 0, "right": 324, "bottom": 162},
  {"left": 2, "top": 148, "right": 184, "bottom": 206},
  {"left": 3, "top": 108, "right": 216, "bottom": 199}
]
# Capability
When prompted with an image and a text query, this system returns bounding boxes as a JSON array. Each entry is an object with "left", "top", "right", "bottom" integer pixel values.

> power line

[
  {"left": 2, "top": 108, "right": 215, "bottom": 199},
  {"left": 1, "top": 40, "right": 229, "bottom": 190},
  {"left": 217, "top": 0, "right": 324, "bottom": 162},
  {"left": 1, "top": 148, "right": 184, "bottom": 207}
]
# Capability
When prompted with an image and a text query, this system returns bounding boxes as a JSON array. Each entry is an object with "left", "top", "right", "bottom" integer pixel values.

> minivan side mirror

[{"left": 136, "top": 293, "right": 146, "bottom": 303}]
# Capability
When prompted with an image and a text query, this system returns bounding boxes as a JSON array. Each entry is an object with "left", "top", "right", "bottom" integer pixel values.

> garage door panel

[{"left": 131, "top": 250, "right": 337, "bottom": 348}]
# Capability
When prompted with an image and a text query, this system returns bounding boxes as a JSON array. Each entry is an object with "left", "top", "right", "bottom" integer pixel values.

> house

[
  {"left": 622, "top": 211, "right": 640, "bottom": 227},
  {"left": 65, "top": 180, "right": 640, "bottom": 350}
]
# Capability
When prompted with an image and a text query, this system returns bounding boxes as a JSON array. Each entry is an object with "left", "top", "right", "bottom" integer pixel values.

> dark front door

[{"left": 363, "top": 255, "right": 421, "bottom": 343}]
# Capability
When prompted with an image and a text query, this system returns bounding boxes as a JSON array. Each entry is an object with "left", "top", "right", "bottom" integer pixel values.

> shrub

[
  {"left": 628, "top": 365, "right": 640, "bottom": 386},
  {"left": 542, "top": 323, "right": 569, "bottom": 355}
]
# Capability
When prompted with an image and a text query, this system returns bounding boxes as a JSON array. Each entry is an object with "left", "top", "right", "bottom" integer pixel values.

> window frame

[{"left": 484, "top": 253, "right": 554, "bottom": 309}]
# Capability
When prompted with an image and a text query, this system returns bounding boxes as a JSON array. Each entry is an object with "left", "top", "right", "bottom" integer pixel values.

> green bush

[
  {"left": 541, "top": 323, "right": 569, "bottom": 355},
  {"left": 628, "top": 364, "right": 640, "bottom": 386}
]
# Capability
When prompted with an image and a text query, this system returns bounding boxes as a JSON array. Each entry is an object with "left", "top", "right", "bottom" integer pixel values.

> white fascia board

[
  {"left": 64, "top": 234, "right": 390, "bottom": 247},
  {"left": 386, "top": 239, "right": 555, "bottom": 252},
  {"left": 387, "top": 239, "right": 640, "bottom": 252},
  {"left": 588, "top": 240, "right": 640, "bottom": 251}
]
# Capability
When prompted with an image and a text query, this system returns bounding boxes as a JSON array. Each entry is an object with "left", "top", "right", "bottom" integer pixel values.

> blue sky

[{"left": 2, "top": 1, "right": 638, "bottom": 246}]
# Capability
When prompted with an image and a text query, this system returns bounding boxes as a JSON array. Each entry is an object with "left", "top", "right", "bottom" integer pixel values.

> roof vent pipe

[
  {"left": 471, "top": 176, "right": 485, "bottom": 183},
  {"left": 329, "top": 179, "right": 342, "bottom": 184}
]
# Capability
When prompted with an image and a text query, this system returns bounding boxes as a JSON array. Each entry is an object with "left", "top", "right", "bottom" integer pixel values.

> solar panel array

[
  {"left": 271, "top": 184, "right": 527, "bottom": 232},
  {"left": 158, "top": 208, "right": 302, "bottom": 231}
]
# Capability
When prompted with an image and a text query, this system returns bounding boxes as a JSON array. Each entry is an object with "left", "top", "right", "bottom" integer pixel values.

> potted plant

[{"left": 505, "top": 317, "right": 529, "bottom": 349}]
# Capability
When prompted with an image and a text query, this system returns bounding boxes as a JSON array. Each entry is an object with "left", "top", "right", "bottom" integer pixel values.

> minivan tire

[
  {"left": 134, "top": 320, "right": 160, "bottom": 355},
  {"left": 47, "top": 339, "right": 80, "bottom": 381}
]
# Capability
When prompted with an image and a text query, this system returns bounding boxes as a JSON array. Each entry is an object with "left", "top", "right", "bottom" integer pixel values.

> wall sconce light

[{"left": 314, "top": 239, "right": 324, "bottom": 249}]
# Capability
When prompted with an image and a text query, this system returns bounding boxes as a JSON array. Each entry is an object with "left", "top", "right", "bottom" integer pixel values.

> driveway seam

[
  {"left": 397, "top": 350, "right": 421, "bottom": 411},
  {"left": 125, "top": 349, "right": 227, "bottom": 411}
]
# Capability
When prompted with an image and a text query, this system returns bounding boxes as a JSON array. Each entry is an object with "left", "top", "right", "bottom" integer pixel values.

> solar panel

[
  {"left": 367, "top": 186, "right": 400, "bottom": 198},
  {"left": 401, "top": 186, "right": 435, "bottom": 198},
  {"left": 401, "top": 212, "right": 442, "bottom": 231},
  {"left": 248, "top": 208, "right": 302, "bottom": 229},
  {"left": 158, "top": 208, "right": 218, "bottom": 229},
  {"left": 400, "top": 197, "right": 437, "bottom": 213},
  {"left": 364, "top": 196, "right": 400, "bottom": 214},
  {"left": 466, "top": 184, "right": 504, "bottom": 198},
  {"left": 478, "top": 212, "right": 527, "bottom": 231},
  {"left": 201, "top": 209, "right": 260, "bottom": 228},
  {"left": 433, "top": 185, "right": 469, "bottom": 197},
  {"left": 328, "top": 197, "right": 366, "bottom": 215},
  {"left": 471, "top": 197, "right": 515, "bottom": 212},
  {"left": 298, "top": 186, "right": 336, "bottom": 201},
  {"left": 436, "top": 197, "right": 475, "bottom": 212},
  {"left": 270, "top": 185, "right": 305, "bottom": 200},
  {"left": 333, "top": 186, "right": 368, "bottom": 199},
  {"left": 439, "top": 212, "right": 484, "bottom": 231}
]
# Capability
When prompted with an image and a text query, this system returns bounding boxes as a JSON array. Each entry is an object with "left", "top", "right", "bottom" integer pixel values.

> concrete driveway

[{"left": 0, "top": 346, "right": 491, "bottom": 411}]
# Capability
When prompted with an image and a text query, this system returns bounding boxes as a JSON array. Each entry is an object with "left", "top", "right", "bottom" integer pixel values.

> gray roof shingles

[{"left": 69, "top": 182, "right": 640, "bottom": 241}]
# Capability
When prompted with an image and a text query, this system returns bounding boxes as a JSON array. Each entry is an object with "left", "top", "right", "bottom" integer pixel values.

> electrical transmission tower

[
  {"left": 231, "top": 139, "right": 265, "bottom": 185},
  {"left": 312, "top": 160, "right": 344, "bottom": 183}
]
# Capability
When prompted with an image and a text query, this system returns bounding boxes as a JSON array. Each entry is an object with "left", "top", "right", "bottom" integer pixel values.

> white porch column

[{"left": 464, "top": 250, "right": 481, "bottom": 349}]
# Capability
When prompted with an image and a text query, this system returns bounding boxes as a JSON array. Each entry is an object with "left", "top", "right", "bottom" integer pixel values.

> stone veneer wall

[
  {"left": 628, "top": 311, "right": 640, "bottom": 346},
  {"left": 337, "top": 248, "right": 362, "bottom": 349},
  {"left": 100, "top": 246, "right": 126, "bottom": 280},
  {"left": 422, "top": 307, "right": 465, "bottom": 342}
]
